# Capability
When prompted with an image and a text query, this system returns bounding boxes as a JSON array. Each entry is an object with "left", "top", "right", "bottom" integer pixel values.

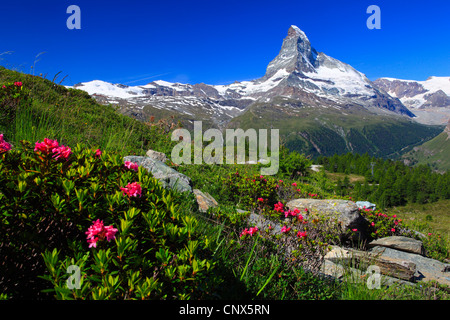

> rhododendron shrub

[
  {"left": 0, "top": 140, "right": 218, "bottom": 299},
  {"left": 220, "top": 172, "right": 280, "bottom": 213},
  {"left": 359, "top": 208, "right": 405, "bottom": 239},
  {"left": 85, "top": 219, "right": 118, "bottom": 248},
  {"left": 0, "top": 134, "right": 12, "bottom": 153},
  {"left": 34, "top": 138, "right": 72, "bottom": 160}
]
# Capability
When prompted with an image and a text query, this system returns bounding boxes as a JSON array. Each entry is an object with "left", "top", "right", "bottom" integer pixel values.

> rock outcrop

[
  {"left": 145, "top": 149, "right": 168, "bottom": 163},
  {"left": 123, "top": 155, "right": 193, "bottom": 193},
  {"left": 367, "top": 236, "right": 425, "bottom": 256},
  {"left": 286, "top": 198, "right": 368, "bottom": 239},
  {"left": 193, "top": 189, "right": 218, "bottom": 213},
  {"left": 322, "top": 238, "right": 450, "bottom": 287}
]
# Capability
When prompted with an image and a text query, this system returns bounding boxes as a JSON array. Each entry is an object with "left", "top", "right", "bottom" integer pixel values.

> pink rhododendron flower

[
  {"left": 297, "top": 231, "right": 307, "bottom": 239},
  {"left": 281, "top": 226, "right": 291, "bottom": 233},
  {"left": 52, "top": 145, "right": 72, "bottom": 160},
  {"left": 95, "top": 149, "right": 102, "bottom": 158},
  {"left": 240, "top": 226, "right": 259, "bottom": 238},
  {"left": 14, "top": 81, "right": 22, "bottom": 87},
  {"left": 0, "top": 134, "right": 12, "bottom": 153},
  {"left": 284, "top": 208, "right": 300, "bottom": 218},
  {"left": 292, "top": 182, "right": 297, "bottom": 187},
  {"left": 124, "top": 161, "right": 139, "bottom": 172},
  {"left": 34, "top": 138, "right": 71, "bottom": 160},
  {"left": 257, "top": 198, "right": 264, "bottom": 202},
  {"left": 85, "top": 219, "right": 118, "bottom": 248},
  {"left": 120, "top": 182, "right": 142, "bottom": 197},
  {"left": 35, "top": 138, "right": 59, "bottom": 154},
  {"left": 274, "top": 202, "right": 284, "bottom": 213}
]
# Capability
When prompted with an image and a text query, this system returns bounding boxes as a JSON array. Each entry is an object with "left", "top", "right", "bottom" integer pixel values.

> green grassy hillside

[
  {"left": 227, "top": 97, "right": 443, "bottom": 159},
  {"left": 0, "top": 67, "right": 176, "bottom": 156},
  {"left": 402, "top": 129, "right": 450, "bottom": 172}
]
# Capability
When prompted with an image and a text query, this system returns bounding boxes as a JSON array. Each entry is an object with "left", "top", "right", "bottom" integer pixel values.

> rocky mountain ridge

[
  {"left": 373, "top": 77, "right": 450, "bottom": 125},
  {"left": 72, "top": 25, "right": 416, "bottom": 127}
]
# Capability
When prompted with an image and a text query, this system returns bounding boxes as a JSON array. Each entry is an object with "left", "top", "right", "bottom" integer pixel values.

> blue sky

[{"left": 1, "top": 0, "right": 449, "bottom": 86}]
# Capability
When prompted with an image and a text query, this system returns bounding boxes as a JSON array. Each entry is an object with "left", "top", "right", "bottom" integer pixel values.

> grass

[
  {"left": 0, "top": 66, "right": 179, "bottom": 157},
  {"left": 323, "top": 171, "right": 366, "bottom": 184},
  {"left": 391, "top": 200, "right": 450, "bottom": 243},
  {"left": 403, "top": 130, "right": 450, "bottom": 172}
]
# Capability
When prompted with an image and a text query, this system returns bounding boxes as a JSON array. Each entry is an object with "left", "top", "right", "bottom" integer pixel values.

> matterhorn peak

[
  {"left": 264, "top": 25, "right": 319, "bottom": 78},
  {"left": 287, "top": 25, "right": 309, "bottom": 41}
]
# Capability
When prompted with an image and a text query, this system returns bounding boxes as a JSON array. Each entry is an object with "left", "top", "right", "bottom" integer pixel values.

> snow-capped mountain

[
  {"left": 373, "top": 77, "right": 450, "bottom": 125},
  {"left": 72, "top": 25, "right": 415, "bottom": 127}
]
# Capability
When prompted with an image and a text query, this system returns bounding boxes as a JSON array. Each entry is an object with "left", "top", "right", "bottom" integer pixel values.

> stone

[
  {"left": 247, "top": 213, "right": 283, "bottom": 234},
  {"left": 123, "top": 156, "right": 193, "bottom": 193},
  {"left": 320, "top": 257, "right": 415, "bottom": 287},
  {"left": 146, "top": 149, "right": 168, "bottom": 163},
  {"left": 368, "top": 236, "right": 425, "bottom": 256},
  {"left": 370, "top": 246, "right": 450, "bottom": 286},
  {"left": 324, "top": 245, "right": 416, "bottom": 282},
  {"left": 285, "top": 199, "right": 368, "bottom": 238},
  {"left": 193, "top": 189, "right": 218, "bottom": 213},
  {"left": 355, "top": 201, "right": 376, "bottom": 211}
]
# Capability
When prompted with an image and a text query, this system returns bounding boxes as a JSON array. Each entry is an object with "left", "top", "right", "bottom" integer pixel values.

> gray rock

[
  {"left": 285, "top": 199, "right": 368, "bottom": 239},
  {"left": 370, "top": 246, "right": 450, "bottom": 286},
  {"left": 247, "top": 212, "right": 283, "bottom": 234},
  {"left": 193, "top": 189, "right": 218, "bottom": 213},
  {"left": 320, "top": 258, "right": 415, "bottom": 288},
  {"left": 123, "top": 156, "right": 193, "bottom": 193},
  {"left": 146, "top": 149, "right": 168, "bottom": 163},
  {"left": 324, "top": 245, "right": 417, "bottom": 282},
  {"left": 368, "top": 236, "right": 425, "bottom": 256}
]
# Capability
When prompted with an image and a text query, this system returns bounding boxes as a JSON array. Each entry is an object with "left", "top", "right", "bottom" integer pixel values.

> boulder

[
  {"left": 285, "top": 199, "right": 368, "bottom": 239},
  {"left": 368, "top": 236, "right": 425, "bottom": 256},
  {"left": 193, "top": 189, "right": 218, "bottom": 213},
  {"left": 123, "top": 156, "right": 193, "bottom": 193},
  {"left": 146, "top": 149, "right": 168, "bottom": 163},
  {"left": 324, "top": 245, "right": 417, "bottom": 282},
  {"left": 370, "top": 246, "right": 450, "bottom": 286},
  {"left": 321, "top": 255, "right": 415, "bottom": 287}
]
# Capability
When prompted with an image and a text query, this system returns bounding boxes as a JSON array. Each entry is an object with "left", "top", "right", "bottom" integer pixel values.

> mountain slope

[
  {"left": 0, "top": 66, "right": 174, "bottom": 156},
  {"left": 402, "top": 121, "right": 450, "bottom": 172},
  {"left": 70, "top": 25, "right": 443, "bottom": 158},
  {"left": 373, "top": 77, "right": 450, "bottom": 125},
  {"left": 72, "top": 26, "right": 415, "bottom": 125},
  {"left": 227, "top": 96, "right": 440, "bottom": 158}
]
